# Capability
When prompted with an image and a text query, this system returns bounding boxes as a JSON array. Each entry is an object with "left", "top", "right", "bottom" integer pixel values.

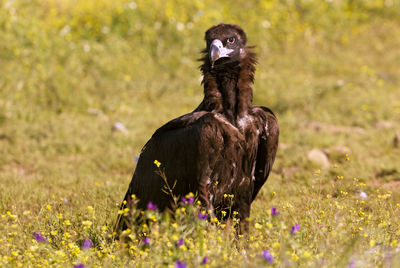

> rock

[
  {"left": 373, "top": 121, "right": 393, "bottom": 128},
  {"left": 307, "top": 149, "right": 330, "bottom": 168},
  {"left": 323, "top": 145, "right": 351, "bottom": 156},
  {"left": 281, "top": 167, "right": 299, "bottom": 178},
  {"left": 279, "top": 143, "right": 291, "bottom": 150},
  {"left": 112, "top": 122, "right": 128, "bottom": 134},
  {"left": 394, "top": 131, "right": 400, "bottom": 148}
]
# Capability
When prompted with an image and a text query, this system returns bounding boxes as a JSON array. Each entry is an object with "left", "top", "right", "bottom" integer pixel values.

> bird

[{"left": 115, "top": 23, "right": 279, "bottom": 234}]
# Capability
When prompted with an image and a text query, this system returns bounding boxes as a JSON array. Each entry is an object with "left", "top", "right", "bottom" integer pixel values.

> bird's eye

[{"left": 227, "top": 37, "right": 236, "bottom": 44}]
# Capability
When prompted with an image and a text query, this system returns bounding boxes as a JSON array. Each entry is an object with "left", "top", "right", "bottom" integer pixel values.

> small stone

[
  {"left": 112, "top": 122, "right": 128, "bottom": 134},
  {"left": 373, "top": 121, "right": 393, "bottom": 128},
  {"left": 307, "top": 149, "right": 330, "bottom": 168},
  {"left": 323, "top": 145, "right": 351, "bottom": 156}
]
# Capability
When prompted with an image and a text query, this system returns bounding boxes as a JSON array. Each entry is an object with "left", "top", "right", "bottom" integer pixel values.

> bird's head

[{"left": 203, "top": 23, "right": 249, "bottom": 69}]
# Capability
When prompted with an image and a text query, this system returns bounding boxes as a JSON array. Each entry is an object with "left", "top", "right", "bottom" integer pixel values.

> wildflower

[
  {"left": 82, "top": 220, "right": 92, "bottom": 228},
  {"left": 142, "top": 237, "right": 150, "bottom": 245},
  {"left": 358, "top": 191, "right": 368, "bottom": 200},
  {"left": 201, "top": 256, "right": 209, "bottom": 264},
  {"left": 271, "top": 207, "right": 280, "bottom": 216},
  {"left": 370, "top": 240, "right": 376, "bottom": 247},
  {"left": 82, "top": 238, "right": 93, "bottom": 249},
  {"left": 290, "top": 224, "right": 300, "bottom": 234},
  {"left": 175, "top": 261, "right": 187, "bottom": 268},
  {"left": 33, "top": 232, "right": 47, "bottom": 243},
  {"left": 147, "top": 201, "right": 158, "bottom": 210},
  {"left": 255, "top": 223, "right": 262, "bottom": 230},
  {"left": 176, "top": 238, "right": 185, "bottom": 247},
  {"left": 198, "top": 212, "right": 207, "bottom": 220},
  {"left": 347, "top": 260, "right": 355, "bottom": 268},
  {"left": 303, "top": 251, "right": 312, "bottom": 258},
  {"left": 74, "top": 264, "right": 85, "bottom": 268},
  {"left": 181, "top": 196, "right": 194, "bottom": 205},
  {"left": 154, "top": 160, "right": 161, "bottom": 167},
  {"left": 262, "top": 249, "right": 274, "bottom": 263}
]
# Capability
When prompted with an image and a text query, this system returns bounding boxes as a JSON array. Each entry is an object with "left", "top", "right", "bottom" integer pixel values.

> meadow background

[{"left": 1, "top": 0, "right": 400, "bottom": 266}]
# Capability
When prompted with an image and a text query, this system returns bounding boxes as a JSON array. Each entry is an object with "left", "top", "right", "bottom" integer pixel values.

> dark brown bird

[{"left": 115, "top": 23, "right": 279, "bottom": 234}]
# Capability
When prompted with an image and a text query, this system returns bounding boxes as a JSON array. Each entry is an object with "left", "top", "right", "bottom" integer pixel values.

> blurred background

[{"left": 0, "top": 0, "right": 400, "bottom": 218}]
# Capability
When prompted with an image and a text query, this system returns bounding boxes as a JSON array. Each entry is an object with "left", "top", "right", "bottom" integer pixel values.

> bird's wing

[
  {"left": 114, "top": 111, "right": 210, "bottom": 233},
  {"left": 251, "top": 106, "right": 279, "bottom": 201}
]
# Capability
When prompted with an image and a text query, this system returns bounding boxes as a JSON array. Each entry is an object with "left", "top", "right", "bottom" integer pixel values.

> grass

[{"left": 1, "top": 0, "right": 400, "bottom": 266}]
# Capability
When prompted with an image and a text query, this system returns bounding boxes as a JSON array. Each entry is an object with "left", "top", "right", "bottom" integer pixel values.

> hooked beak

[{"left": 209, "top": 39, "right": 234, "bottom": 68}]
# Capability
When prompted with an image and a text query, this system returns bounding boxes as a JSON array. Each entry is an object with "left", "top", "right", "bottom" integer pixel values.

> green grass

[{"left": 1, "top": 0, "right": 400, "bottom": 266}]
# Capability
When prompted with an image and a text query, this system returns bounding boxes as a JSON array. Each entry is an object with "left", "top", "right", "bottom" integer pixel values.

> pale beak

[{"left": 209, "top": 39, "right": 234, "bottom": 67}]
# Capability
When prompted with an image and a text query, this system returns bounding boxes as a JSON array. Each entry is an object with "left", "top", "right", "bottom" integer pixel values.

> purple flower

[
  {"left": 290, "top": 224, "right": 300, "bottom": 234},
  {"left": 347, "top": 260, "right": 355, "bottom": 268},
  {"left": 147, "top": 201, "right": 158, "bottom": 211},
  {"left": 262, "top": 250, "right": 274, "bottom": 263},
  {"left": 33, "top": 232, "right": 47, "bottom": 243},
  {"left": 142, "top": 237, "right": 150, "bottom": 245},
  {"left": 82, "top": 238, "right": 93, "bottom": 249},
  {"left": 181, "top": 196, "right": 194, "bottom": 205},
  {"left": 74, "top": 264, "right": 85, "bottom": 268},
  {"left": 175, "top": 261, "right": 187, "bottom": 268},
  {"left": 176, "top": 238, "right": 185, "bottom": 247},
  {"left": 198, "top": 212, "right": 207, "bottom": 220},
  {"left": 270, "top": 207, "right": 280, "bottom": 216},
  {"left": 201, "top": 256, "right": 209, "bottom": 264}
]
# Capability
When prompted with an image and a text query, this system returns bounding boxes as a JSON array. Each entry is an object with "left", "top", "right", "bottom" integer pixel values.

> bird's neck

[{"left": 201, "top": 53, "right": 255, "bottom": 125}]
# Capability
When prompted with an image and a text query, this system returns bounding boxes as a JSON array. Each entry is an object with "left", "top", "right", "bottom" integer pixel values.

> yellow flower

[
  {"left": 254, "top": 223, "right": 262, "bottom": 230},
  {"left": 23, "top": 210, "right": 31, "bottom": 215},
  {"left": 82, "top": 220, "right": 93, "bottom": 227},
  {"left": 303, "top": 251, "right": 312, "bottom": 258},
  {"left": 370, "top": 240, "right": 376, "bottom": 247},
  {"left": 154, "top": 160, "right": 161, "bottom": 167},
  {"left": 64, "top": 220, "right": 71, "bottom": 226},
  {"left": 63, "top": 232, "right": 71, "bottom": 240},
  {"left": 46, "top": 205, "right": 52, "bottom": 210},
  {"left": 171, "top": 234, "right": 179, "bottom": 241},
  {"left": 87, "top": 206, "right": 94, "bottom": 212},
  {"left": 291, "top": 253, "right": 299, "bottom": 261}
]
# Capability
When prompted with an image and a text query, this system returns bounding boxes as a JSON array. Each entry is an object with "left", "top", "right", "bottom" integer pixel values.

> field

[{"left": 1, "top": 0, "right": 400, "bottom": 267}]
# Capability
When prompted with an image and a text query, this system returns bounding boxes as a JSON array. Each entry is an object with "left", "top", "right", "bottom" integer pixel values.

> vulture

[{"left": 115, "top": 23, "right": 279, "bottom": 234}]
